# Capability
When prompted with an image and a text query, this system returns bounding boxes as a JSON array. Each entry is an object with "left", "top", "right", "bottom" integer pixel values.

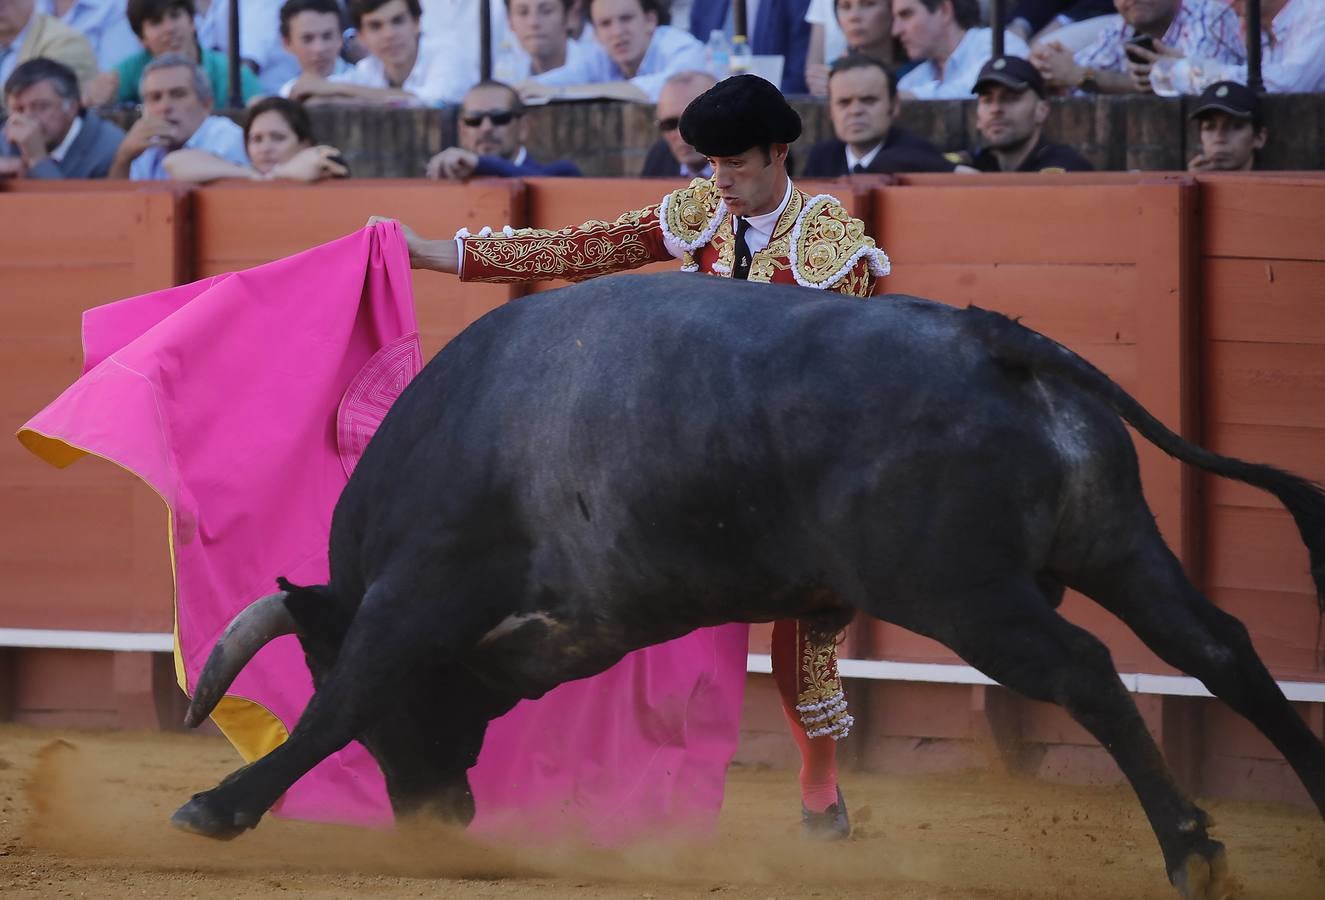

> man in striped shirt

[{"left": 1031, "top": 0, "right": 1244, "bottom": 94}]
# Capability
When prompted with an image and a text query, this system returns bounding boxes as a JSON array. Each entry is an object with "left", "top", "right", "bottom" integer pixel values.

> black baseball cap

[
  {"left": 1188, "top": 81, "right": 1259, "bottom": 120},
  {"left": 973, "top": 56, "right": 1046, "bottom": 98}
]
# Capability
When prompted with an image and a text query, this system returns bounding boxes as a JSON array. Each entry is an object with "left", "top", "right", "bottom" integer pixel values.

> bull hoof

[
  {"left": 170, "top": 792, "right": 254, "bottom": 841},
  {"left": 1169, "top": 841, "right": 1233, "bottom": 900}
]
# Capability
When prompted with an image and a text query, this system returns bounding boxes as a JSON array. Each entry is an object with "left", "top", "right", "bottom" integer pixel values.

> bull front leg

[{"left": 172, "top": 586, "right": 447, "bottom": 838}]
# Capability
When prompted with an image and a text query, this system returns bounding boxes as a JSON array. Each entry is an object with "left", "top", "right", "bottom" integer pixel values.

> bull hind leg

[
  {"left": 172, "top": 581, "right": 451, "bottom": 839},
  {"left": 1072, "top": 531, "right": 1325, "bottom": 819},
  {"left": 931, "top": 580, "right": 1230, "bottom": 900}
]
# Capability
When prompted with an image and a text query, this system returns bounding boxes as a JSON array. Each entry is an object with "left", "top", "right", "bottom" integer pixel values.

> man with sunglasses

[
  {"left": 640, "top": 68, "right": 714, "bottom": 178},
  {"left": 373, "top": 74, "right": 889, "bottom": 840},
  {"left": 425, "top": 80, "right": 580, "bottom": 180}
]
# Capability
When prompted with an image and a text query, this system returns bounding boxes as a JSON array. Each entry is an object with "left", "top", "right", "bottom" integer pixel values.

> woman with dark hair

[{"left": 163, "top": 96, "right": 347, "bottom": 182}]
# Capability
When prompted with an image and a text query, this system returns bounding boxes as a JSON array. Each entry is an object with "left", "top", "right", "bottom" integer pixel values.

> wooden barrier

[{"left": 2, "top": 174, "right": 1323, "bottom": 804}]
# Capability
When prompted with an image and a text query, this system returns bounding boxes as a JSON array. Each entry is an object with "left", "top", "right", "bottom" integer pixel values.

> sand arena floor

[{"left": 0, "top": 724, "right": 1322, "bottom": 899}]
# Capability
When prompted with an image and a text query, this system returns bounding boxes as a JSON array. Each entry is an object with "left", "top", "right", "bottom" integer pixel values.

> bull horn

[{"left": 184, "top": 591, "right": 296, "bottom": 728}]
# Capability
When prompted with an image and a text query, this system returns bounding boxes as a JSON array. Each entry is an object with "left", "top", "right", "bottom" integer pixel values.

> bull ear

[
  {"left": 184, "top": 591, "right": 296, "bottom": 728},
  {"left": 281, "top": 580, "right": 353, "bottom": 651}
]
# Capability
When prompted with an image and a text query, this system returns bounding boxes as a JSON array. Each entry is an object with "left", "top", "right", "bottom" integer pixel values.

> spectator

[
  {"left": 298, "top": 0, "right": 460, "bottom": 106},
  {"left": 109, "top": 52, "right": 248, "bottom": 178},
  {"left": 1006, "top": 0, "right": 1113, "bottom": 43},
  {"left": 161, "top": 94, "right": 349, "bottom": 180},
  {"left": 198, "top": 0, "right": 302, "bottom": 95},
  {"left": 640, "top": 68, "right": 714, "bottom": 177},
  {"left": 36, "top": 0, "right": 141, "bottom": 70},
  {"left": 278, "top": 0, "right": 353, "bottom": 100},
  {"left": 1186, "top": 80, "right": 1265, "bottom": 172},
  {"left": 1031, "top": 0, "right": 1243, "bottom": 95},
  {"left": 1149, "top": 0, "right": 1325, "bottom": 95},
  {"left": 1, "top": 56, "right": 123, "bottom": 177},
  {"left": 83, "top": 0, "right": 264, "bottom": 106},
  {"left": 687, "top": 0, "right": 813, "bottom": 95},
  {"left": 892, "top": 0, "right": 1031, "bottom": 99},
  {"left": 966, "top": 55, "right": 1092, "bottom": 171},
  {"left": 524, "top": 0, "right": 706, "bottom": 103},
  {"left": 0, "top": 0, "right": 98, "bottom": 111},
  {"left": 497, "top": 0, "right": 592, "bottom": 82},
  {"left": 807, "top": 0, "right": 894, "bottom": 96},
  {"left": 425, "top": 79, "right": 580, "bottom": 179},
  {"left": 802, "top": 51, "right": 954, "bottom": 175}
]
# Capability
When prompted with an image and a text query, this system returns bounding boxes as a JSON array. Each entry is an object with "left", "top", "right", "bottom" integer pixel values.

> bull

[{"left": 173, "top": 273, "right": 1325, "bottom": 899}]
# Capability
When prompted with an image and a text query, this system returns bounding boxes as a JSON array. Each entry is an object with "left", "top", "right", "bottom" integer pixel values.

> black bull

[{"left": 175, "top": 273, "right": 1325, "bottom": 899}]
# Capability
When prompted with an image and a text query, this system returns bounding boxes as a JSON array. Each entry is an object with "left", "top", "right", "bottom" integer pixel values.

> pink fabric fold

[{"left": 18, "top": 222, "right": 749, "bottom": 843}]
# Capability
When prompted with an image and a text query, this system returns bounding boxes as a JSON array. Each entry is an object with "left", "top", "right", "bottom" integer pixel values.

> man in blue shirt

[
  {"left": 425, "top": 80, "right": 580, "bottom": 180},
  {"left": 109, "top": 53, "right": 248, "bottom": 179},
  {"left": 523, "top": 0, "right": 706, "bottom": 103}
]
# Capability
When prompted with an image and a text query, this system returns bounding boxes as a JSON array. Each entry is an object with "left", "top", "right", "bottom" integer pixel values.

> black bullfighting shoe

[{"left": 800, "top": 786, "right": 851, "bottom": 839}]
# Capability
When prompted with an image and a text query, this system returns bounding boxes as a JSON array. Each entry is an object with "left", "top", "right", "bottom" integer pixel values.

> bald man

[{"left": 639, "top": 69, "right": 716, "bottom": 178}]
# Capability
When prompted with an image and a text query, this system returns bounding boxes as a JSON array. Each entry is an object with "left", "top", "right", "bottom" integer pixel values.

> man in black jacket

[
  {"left": 968, "top": 56, "right": 1093, "bottom": 172},
  {"left": 801, "top": 52, "right": 954, "bottom": 177}
]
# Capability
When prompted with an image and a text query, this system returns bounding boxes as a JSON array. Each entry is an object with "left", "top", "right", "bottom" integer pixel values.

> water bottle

[
  {"left": 729, "top": 34, "right": 753, "bottom": 76},
  {"left": 705, "top": 30, "right": 731, "bottom": 80}
]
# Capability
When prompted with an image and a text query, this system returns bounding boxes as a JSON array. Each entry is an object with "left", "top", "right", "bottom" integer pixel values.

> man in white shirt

[
  {"left": 525, "top": 0, "right": 707, "bottom": 103},
  {"left": 278, "top": 0, "right": 354, "bottom": 100},
  {"left": 109, "top": 53, "right": 248, "bottom": 179},
  {"left": 296, "top": 0, "right": 458, "bottom": 106},
  {"left": 892, "top": 0, "right": 1030, "bottom": 99}
]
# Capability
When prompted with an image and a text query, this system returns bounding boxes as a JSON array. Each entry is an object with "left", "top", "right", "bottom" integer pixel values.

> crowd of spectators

[{"left": 0, "top": 0, "right": 1321, "bottom": 183}]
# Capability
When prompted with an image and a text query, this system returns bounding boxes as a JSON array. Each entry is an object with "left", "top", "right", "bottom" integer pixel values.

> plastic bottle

[
  {"left": 705, "top": 30, "right": 732, "bottom": 79},
  {"left": 729, "top": 34, "right": 753, "bottom": 76}
]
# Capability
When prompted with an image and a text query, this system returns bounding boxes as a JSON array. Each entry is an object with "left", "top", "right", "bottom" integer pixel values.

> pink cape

[{"left": 18, "top": 223, "right": 749, "bottom": 843}]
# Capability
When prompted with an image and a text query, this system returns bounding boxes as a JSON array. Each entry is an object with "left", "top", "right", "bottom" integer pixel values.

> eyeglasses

[
  {"left": 656, "top": 116, "right": 680, "bottom": 133},
  {"left": 461, "top": 110, "right": 518, "bottom": 127}
]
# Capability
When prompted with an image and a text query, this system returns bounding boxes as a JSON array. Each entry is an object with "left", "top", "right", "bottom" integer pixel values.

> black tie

[
  {"left": 732, "top": 216, "right": 752, "bottom": 281},
  {"left": 852, "top": 162, "right": 867, "bottom": 174}
]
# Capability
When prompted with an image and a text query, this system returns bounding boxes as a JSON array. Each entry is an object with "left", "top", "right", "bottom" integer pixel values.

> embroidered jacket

[{"left": 458, "top": 177, "right": 890, "bottom": 298}]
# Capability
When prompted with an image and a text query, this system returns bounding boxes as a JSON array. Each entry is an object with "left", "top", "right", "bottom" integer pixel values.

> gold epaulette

[
  {"left": 790, "top": 195, "right": 891, "bottom": 293},
  {"left": 659, "top": 177, "right": 724, "bottom": 251}
]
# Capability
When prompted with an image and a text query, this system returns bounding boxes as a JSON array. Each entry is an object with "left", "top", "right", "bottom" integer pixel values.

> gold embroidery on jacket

[
  {"left": 793, "top": 198, "right": 878, "bottom": 291},
  {"left": 663, "top": 177, "right": 722, "bottom": 245},
  {"left": 464, "top": 206, "right": 660, "bottom": 282}
]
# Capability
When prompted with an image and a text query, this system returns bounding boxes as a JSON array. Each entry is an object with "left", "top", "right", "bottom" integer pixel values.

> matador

[{"left": 377, "top": 74, "right": 890, "bottom": 838}]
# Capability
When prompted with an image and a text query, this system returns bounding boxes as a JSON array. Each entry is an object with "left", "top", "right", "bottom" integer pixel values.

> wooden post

[{"left": 227, "top": 0, "right": 242, "bottom": 109}]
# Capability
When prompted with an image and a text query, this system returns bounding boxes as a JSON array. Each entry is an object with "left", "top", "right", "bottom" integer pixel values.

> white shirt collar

[
  {"left": 50, "top": 113, "right": 83, "bottom": 162},
  {"left": 733, "top": 176, "right": 794, "bottom": 255},
  {"left": 845, "top": 141, "right": 884, "bottom": 172},
  {"left": 512, "top": 145, "right": 528, "bottom": 166}
]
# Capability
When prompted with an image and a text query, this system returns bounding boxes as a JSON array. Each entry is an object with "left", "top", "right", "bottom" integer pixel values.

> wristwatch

[{"left": 1079, "top": 67, "right": 1101, "bottom": 92}]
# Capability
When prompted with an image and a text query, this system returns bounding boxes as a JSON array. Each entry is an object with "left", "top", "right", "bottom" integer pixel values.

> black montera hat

[
  {"left": 678, "top": 74, "right": 802, "bottom": 158},
  {"left": 973, "top": 56, "right": 1046, "bottom": 97},
  {"left": 1189, "top": 81, "right": 1259, "bottom": 120}
]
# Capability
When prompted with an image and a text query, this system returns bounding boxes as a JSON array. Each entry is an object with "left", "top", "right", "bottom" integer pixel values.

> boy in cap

[
  {"left": 1187, "top": 81, "right": 1266, "bottom": 172},
  {"left": 969, "top": 56, "right": 1092, "bottom": 172},
  {"left": 371, "top": 74, "right": 890, "bottom": 838}
]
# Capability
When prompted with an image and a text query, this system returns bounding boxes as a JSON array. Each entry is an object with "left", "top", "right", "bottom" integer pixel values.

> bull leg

[
  {"left": 172, "top": 585, "right": 444, "bottom": 839},
  {"left": 928, "top": 581, "right": 1228, "bottom": 900},
  {"left": 1073, "top": 534, "right": 1325, "bottom": 820}
]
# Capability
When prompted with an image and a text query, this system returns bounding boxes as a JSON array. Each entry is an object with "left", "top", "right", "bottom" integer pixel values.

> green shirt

[{"left": 114, "top": 48, "right": 264, "bottom": 106}]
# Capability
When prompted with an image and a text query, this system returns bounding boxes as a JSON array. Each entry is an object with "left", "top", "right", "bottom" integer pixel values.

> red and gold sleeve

[{"left": 458, "top": 203, "right": 674, "bottom": 284}]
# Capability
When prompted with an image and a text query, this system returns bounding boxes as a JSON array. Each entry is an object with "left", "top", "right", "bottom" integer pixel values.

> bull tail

[{"left": 968, "top": 304, "right": 1325, "bottom": 613}]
